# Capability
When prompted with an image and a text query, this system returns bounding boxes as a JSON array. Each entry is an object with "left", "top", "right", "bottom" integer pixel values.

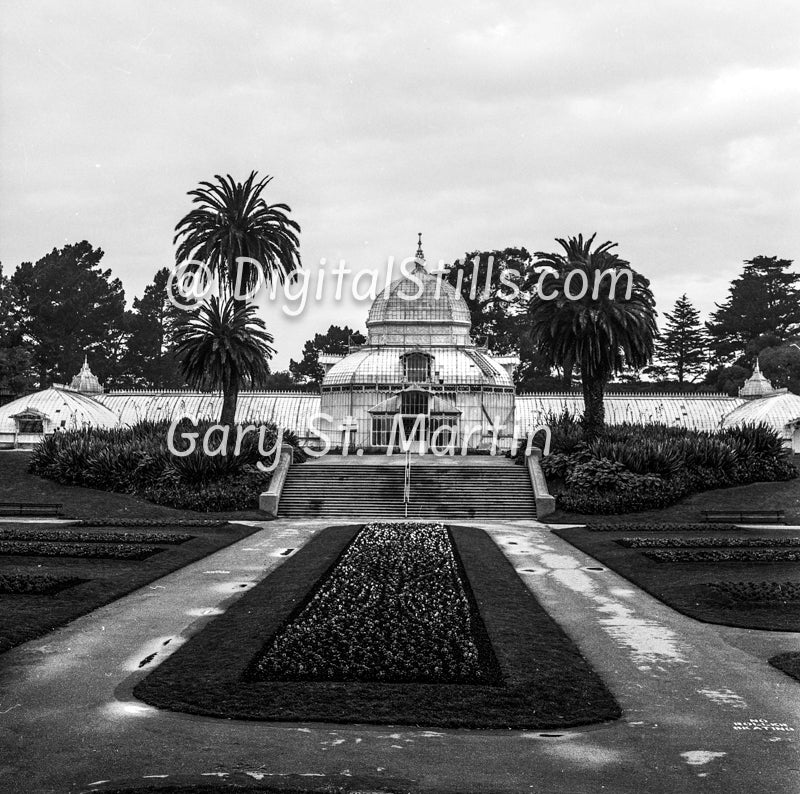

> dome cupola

[{"left": 366, "top": 235, "right": 472, "bottom": 346}]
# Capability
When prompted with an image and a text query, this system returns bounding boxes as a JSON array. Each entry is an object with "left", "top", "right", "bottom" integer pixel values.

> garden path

[{"left": 0, "top": 518, "right": 798, "bottom": 794}]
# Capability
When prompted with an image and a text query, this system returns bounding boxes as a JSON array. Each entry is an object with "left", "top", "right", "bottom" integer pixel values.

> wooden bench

[
  {"left": 0, "top": 502, "right": 64, "bottom": 517},
  {"left": 701, "top": 509, "right": 785, "bottom": 524}
]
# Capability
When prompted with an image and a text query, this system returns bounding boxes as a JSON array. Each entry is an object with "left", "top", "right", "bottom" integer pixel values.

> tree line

[{"left": 1, "top": 181, "right": 799, "bottom": 404}]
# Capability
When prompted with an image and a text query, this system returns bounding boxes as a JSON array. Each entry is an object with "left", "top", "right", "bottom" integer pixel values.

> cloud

[{"left": 1, "top": 0, "right": 799, "bottom": 366}]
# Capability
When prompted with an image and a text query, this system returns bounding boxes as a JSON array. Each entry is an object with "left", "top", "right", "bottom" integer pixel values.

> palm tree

[
  {"left": 174, "top": 297, "right": 275, "bottom": 427},
  {"left": 174, "top": 171, "right": 301, "bottom": 301},
  {"left": 527, "top": 234, "right": 657, "bottom": 439}
]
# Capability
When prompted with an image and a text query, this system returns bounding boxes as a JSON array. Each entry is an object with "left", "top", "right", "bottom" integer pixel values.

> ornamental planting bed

[
  {"left": 0, "top": 521, "right": 260, "bottom": 655},
  {"left": 704, "top": 581, "right": 800, "bottom": 603},
  {"left": 617, "top": 536, "right": 800, "bottom": 548},
  {"left": 250, "top": 523, "right": 499, "bottom": 684},
  {"left": 135, "top": 522, "right": 620, "bottom": 728},
  {"left": 643, "top": 548, "right": 800, "bottom": 563},
  {"left": 0, "top": 528, "right": 194, "bottom": 544},
  {"left": 0, "top": 540, "right": 163, "bottom": 560},
  {"left": 0, "top": 573, "right": 84, "bottom": 595},
  {"left": 586, "top": 523, "right": 739, "bottom": 532},
  {"left": 553, "top": 524, "right": 800, "bottom": 631}
]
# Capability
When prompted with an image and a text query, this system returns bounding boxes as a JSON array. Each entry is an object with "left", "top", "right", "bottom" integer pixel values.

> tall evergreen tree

[
  {"left": 706, "top": 256, "right": 800, "bottom": 364},
  {"left": 290, "top": 325, "right": 366, "bottom": 386},
  {"left": 10, "top": 242, "right": 127, "bottom": 387},
  {"left": 656, "top": 294, "right": 708, "bottom": 383},
  {"left": 445, "top": 248, "right": 531, "bottom": 354},
  {"left": 120, "top": 268, "right": 184, "bottom": 388},
  {"left": 0, "top": 263, "right": 36, "bottom": 393}
]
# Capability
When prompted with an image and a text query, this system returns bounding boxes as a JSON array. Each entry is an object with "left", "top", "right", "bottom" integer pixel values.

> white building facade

[{"left": 317, "top": 246, "right": 516, "bottom": 452}]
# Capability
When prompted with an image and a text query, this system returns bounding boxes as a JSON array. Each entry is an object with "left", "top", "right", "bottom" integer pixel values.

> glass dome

[{"left": 366, "top": 261, "right": 472, "bottom": 346}]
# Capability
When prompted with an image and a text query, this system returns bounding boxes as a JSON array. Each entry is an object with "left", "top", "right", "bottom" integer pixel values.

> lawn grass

[
  {"left": 0, "top": 451, "right": 266, "bottom": 521},
  {"left": 134, "top": 523, "right": 621, "bottom": 729},
  {"left": 552, "top": 524, "right": 800, "bottom": 631},
  {"left": 769, "top": 652, "right": 800, "bottom": 683},
  {"left": 547, "top": 455, "right": 800, "bottom": 525},
  {"left": 0, "top": 520, "right": 262, "bottom": 655}
]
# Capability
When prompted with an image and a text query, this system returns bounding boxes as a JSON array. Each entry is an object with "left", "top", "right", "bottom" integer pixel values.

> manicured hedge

[
  {"left": 643, "top": 548, "right": 800, "bottom": 563},
  {"left": 617, "top": 536, "right": 800, "bottom": 548},
  {"left": 704, "top": 581, "right": 800, "bottom": 603},
  {"left": 75, "top": 518, "right": 227, "bottom": 527},
  {"left": 0, "top": 540, "right": 162, "bottom": 560},
  {"left": 587, "top": 523, "right": 737, "bottom": 532},
  {"left": 0, "top": 528, "right": 193, "bottom": 544},
  {"left": 0, "top": 573, "right": 84, "bottom": 595}
]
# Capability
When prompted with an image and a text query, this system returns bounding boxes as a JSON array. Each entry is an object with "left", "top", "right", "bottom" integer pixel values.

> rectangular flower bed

[
  {"left": 0, "top": 540, "right": 162, "bottom": 560},
  {"left": 0, "top": 528, "right": 193, "bottom": 545},
  {"left": 617, "top": 536, "right": 800, "bottom": 548},
  {"left": 0, "top": 573, "right": 85, "bottom": 595},
  {"left": 249, "top": 522, "right": 499, "bottom": 684},
  {"left": 134, "top": 522, "right": 621, "bottom": 729}
]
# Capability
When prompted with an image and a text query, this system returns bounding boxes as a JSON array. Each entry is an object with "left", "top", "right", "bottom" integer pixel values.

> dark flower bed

[
  {"left": 250, "top": 522, "right": 498, "bottom": 684},
  {"left": 0, "top": 540, "right": 162, "bottom": 560},
  {"left": 618, "top": 536, "right": 800, "bottom": 548},
  {"left": 75, "top": 518, "right": 227, "bottom": 527},
  {"left": 643, "top": 548, "right": 800, "bottom": 563},
  {"left": 587, "top": 523, "right": 737, "bottom": 532},
  {"left": 528, "top": 414, "right": 797, "bottom": 515},
  {"left": 0, "top": 573, "right": 84, "bottom": 595},
  {"left": 28, "top": 419, "right": 305, "bottom": 512},
  {"left": 0, "top": 528, "right": 193, "bottom": 544},
  {"left": 704, "top": 581, "right": 800, "bottom": 603}
]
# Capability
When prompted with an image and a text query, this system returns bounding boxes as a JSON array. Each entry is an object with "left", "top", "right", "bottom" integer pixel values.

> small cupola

[
  {"left": 70, "top": 355, "right": 103, "bottom": 395},
  {"left": 738, "top": 358, "right": 778, "bottom": 400}
]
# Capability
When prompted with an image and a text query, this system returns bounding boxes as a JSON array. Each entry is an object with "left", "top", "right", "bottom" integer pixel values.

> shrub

[
  {"left": 142, "top": 471, "right": 269, "bottom": 512},
  {"left": 587, "top": 438, "right": 684, "bottom": 478},
  {"left": 548, "top": 420, "right": 796, "bottom": 515},
  {"left": 29, "top": 419, "right": 304, "bottom": 511}
]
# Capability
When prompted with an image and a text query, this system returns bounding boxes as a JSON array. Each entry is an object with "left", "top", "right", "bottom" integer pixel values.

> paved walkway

[{"left": 0, "top": 519, "right": 798, "bottom": 793}]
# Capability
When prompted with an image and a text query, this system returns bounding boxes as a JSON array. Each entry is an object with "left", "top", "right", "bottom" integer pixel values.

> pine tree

[
  {"left": 289, "top": 325, "right": 366, "bottom": 386},
  {"left": 706, "top": 256, "right": 800, "bottom": 364},
  {"left": 657, "top": 294, "right": 708, "bottom": 383}
]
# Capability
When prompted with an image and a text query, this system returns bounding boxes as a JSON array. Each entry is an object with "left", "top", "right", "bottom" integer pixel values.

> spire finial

[
  {"left": 754, "top": 356, "right": 761, "bottom": 375},
  {"left": 416, "top": 232, "right": 425, "bottom": 262}
]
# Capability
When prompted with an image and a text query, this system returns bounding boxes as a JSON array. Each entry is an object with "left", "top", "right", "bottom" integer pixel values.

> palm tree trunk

[
  {"left": 562, "top": 354, "right": 574, "bottom": 389},
  {"left": 220, "top": 375, "right": 239, "bottom": 428},
  {"left": 581, "top": 376, "right": 606, "bottom": 440}
]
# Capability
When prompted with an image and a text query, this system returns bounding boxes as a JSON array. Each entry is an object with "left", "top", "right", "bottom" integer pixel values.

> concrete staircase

[{"left": 278, "top": 461, "right": 537, "bottom": 519}]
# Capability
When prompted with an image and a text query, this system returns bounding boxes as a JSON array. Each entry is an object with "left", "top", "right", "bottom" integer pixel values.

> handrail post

[{"left": 403, "top": 449, "right": 411, "bottom": 518}]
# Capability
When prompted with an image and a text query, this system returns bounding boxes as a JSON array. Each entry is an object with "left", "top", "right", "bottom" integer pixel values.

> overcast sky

[{"left": 2, "top": 1, "right": 799, "bottom": 369}]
